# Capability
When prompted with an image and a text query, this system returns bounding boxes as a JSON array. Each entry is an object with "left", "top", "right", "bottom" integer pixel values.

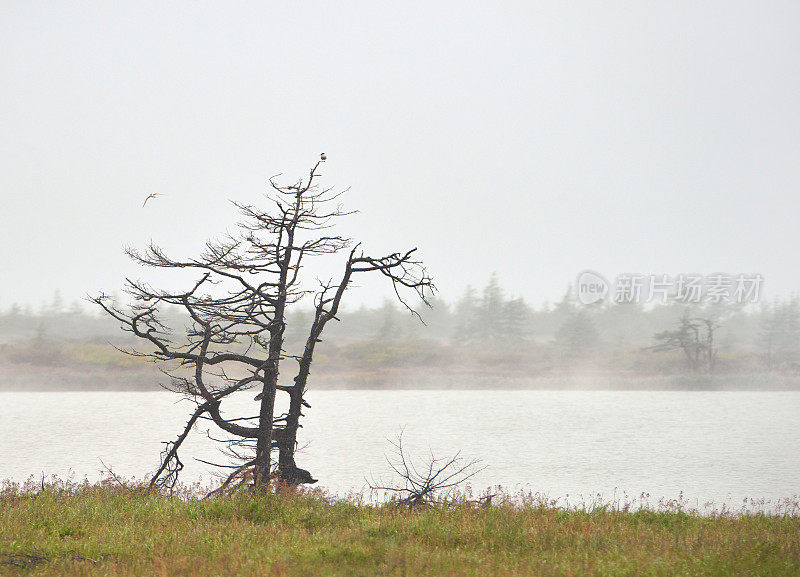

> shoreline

[{"left": 1, "top": 367, "right": 800, "bottom": 392}]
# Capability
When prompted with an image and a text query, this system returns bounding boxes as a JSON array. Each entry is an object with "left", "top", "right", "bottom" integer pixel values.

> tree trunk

[{"left": 253, "top": 379, "right": 276, "bottom": 488}]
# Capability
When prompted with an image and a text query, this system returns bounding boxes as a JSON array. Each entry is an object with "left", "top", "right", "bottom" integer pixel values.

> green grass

[{"left": 1, "top": 480, "right": 798, "bottom": 576}]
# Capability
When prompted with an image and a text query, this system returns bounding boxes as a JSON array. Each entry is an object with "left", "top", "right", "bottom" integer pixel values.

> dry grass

[{"left": 1, "top": 478, "right": 798, "bottom": 576}]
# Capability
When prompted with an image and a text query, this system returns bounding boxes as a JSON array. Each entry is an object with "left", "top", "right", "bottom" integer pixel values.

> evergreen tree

[
  {"left": 375, "top": 299, "right": 402, "bottom": 342},
  {"left": 556, "top": 285, "right": 576, "bottom": 312},
  {"left": 42, "top": 290, "right": 65, "bottom": 315},
  {"left": 422, "top": 295, "right": 453, "bottom": 341},
  {"left": 502, "top": 297, "right": 532, "bottom": 344},
  {"left": 555, "top": 308, "right": 599, "bottom": 359},
  {"left": 477, "top": 273, "right": 506, "bottom": 342},
  {"left": 451, "top": 285, "right": 480, "bottom": 345},
  {"left": 760, "top": 296, "right": 800, "bottom": 370}
]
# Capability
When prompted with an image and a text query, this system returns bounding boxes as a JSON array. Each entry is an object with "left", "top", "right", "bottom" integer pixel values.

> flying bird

[
  {"left": 142, "top": 193, "right": 163, "bottom": 207},
  {"left": 320, "top": 152, "right": 327, "bottom": 162}
]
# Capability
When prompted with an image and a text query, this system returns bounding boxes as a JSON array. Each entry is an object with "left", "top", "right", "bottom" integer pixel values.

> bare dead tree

[
  {"left": 367, "top": 430, "right": 487, "bottom": 509},
  {"left": 650, "top": 309, "right": 723, "bottom": 373},
  {"left": 92, "top": 159, "right": 434, "bottom": 491}
]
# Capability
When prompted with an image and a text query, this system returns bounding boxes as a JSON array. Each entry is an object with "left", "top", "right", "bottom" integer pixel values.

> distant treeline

[{"left": 0, "top": 277, "right": 798, "bottom": 376}]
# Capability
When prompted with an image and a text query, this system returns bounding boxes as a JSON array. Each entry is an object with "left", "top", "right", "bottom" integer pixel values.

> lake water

[{"left": 1, "top": 390, "right": 798, "bottom": 512}]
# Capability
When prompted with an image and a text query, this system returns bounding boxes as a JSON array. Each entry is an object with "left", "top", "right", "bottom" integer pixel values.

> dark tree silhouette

[
  {"left": 650, "top": 309, "right": 721, "bottom": 373},
  {"left": 92, "top": 160, "right": 434, "bottom": 491}
]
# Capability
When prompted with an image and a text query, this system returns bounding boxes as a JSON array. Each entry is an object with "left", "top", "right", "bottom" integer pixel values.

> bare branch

[
  {"left": 95, "top": 158, "right": 435, "bottom": 490},
  {"left": 367, "top": 430, "right": 485, "bottom": 509}
]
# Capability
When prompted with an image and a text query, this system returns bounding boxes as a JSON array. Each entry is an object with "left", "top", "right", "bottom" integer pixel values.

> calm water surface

[{"left": 1, "top": 390, "right": 798, "bottom": 509}]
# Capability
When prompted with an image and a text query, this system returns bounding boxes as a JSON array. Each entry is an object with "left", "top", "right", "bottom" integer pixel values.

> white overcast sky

[{"left": 1, "top": 1, "right": 798, "bottom": 311}]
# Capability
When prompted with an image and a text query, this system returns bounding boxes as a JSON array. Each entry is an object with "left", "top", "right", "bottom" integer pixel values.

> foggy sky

[{"left": 2, "top": 2, "right": 799, "bottom": 312}]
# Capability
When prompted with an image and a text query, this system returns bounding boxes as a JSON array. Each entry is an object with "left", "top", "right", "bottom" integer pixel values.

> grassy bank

[{"left": 1, "top": 482, "right": 798, "bottom": 576}]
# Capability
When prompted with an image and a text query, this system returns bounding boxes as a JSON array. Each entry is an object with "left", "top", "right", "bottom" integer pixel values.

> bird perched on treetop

[{"left": 320, "top": 152, "right": 327, "bottom": 162}]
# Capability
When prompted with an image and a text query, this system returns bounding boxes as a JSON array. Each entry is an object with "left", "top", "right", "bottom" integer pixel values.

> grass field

[{"left": 1, "top": 480, "right": 798, "bottom": 576}]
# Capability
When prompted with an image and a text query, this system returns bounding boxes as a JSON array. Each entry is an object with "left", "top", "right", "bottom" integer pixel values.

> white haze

[{"left": 1, "top": 2, "right": 799, "bottom": 310}]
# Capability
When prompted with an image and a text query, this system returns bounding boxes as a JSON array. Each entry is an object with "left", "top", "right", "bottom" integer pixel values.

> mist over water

[{"left": 3, "top": 390, "right": 798, "bottom": 510}]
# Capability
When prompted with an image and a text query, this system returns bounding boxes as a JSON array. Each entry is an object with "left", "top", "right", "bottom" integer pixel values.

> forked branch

[{"left": 367, "top": 430, "right": 486, "bottom": 509}]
